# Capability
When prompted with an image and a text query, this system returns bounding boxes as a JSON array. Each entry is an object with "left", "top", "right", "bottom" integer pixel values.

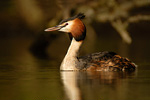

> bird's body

[
  {"left": 45, "top": 13, "right": 136, "bottom": 71},
  {"left": 78, "top": 51, "right": 135, "bottom": 71}
]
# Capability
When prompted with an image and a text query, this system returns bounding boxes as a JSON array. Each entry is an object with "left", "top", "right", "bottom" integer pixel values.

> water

[{"left": 0, "top": 37, "right": 150, "bottom": 100}]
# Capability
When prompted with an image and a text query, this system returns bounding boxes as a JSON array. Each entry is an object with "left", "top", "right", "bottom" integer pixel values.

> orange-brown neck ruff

[{"left": 69, "top": 18, "right": 86, "bottom": 41}]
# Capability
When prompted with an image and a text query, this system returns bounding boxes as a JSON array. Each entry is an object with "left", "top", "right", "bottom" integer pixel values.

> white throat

[{"left": 60, "top": 38, "right": 83, "bottom": 70}]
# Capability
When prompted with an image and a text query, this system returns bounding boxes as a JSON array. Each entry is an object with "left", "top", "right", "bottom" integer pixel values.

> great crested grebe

[{"left": 45, "top": 13, "right": 136, "bottom": 71}]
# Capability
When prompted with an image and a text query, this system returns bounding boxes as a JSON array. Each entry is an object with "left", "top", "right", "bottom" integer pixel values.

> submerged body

[{"left": 45, "top": 13, "right": 136, "bottom": 71}]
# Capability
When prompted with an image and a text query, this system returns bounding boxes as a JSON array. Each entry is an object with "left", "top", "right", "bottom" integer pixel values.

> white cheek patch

[
  {"left": 59, "top": 27, "right": 68, "bottom": 32},
  {"left": 59, "top": 21, "right": 74, "bottom": 33}
]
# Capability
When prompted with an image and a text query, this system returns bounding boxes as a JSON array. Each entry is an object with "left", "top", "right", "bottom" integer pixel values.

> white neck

[{"left": 60, "top": 38, "right": 83, "bottom": 70}]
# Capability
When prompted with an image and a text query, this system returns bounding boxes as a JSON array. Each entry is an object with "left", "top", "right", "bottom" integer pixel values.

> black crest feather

[
  {"left": 75, "top": 13, "right": 85, "bottom": 19},
  {"left": 59, "top": 13, "right": 85, "bottom": 24}
]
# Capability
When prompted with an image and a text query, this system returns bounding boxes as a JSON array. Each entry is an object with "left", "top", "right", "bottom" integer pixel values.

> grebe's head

[{"left": 45, "top": 13, "right": 86, "bottom": 41}]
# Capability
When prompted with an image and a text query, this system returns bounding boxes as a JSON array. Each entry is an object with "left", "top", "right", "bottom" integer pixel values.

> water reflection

[
  {"left": 61, "top": 71, "right": 82, "bottom": 100},
  {"left": 61, "top": 71, "right": 136, "bottom": 100}
]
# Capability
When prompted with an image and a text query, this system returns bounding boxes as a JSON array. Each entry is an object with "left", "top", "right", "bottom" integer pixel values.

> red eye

[{"left": 65, "top": 23, "right": 68, "bottom": 25}]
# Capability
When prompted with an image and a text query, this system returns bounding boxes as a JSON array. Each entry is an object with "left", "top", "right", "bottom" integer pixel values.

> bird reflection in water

[
  {"left": 61, "top": 71, "right": 82, "bottom": 100},
  {"left": 60, "top": 71, "right": 136, "bottom": 100}
]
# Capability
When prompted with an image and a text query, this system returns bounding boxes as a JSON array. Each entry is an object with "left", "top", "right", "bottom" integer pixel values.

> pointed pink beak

[{"left": 44, "top": 25, "right": 62, "bottom": 32}]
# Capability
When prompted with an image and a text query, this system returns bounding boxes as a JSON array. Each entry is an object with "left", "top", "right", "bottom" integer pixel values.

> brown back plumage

[{"left": 78, "top": 51, "right": 136, "bottom": 71}]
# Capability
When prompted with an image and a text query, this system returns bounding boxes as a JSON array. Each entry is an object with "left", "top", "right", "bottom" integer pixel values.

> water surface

[{"left": 0, "top": 37, "right": 150, "bottom": 100}]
